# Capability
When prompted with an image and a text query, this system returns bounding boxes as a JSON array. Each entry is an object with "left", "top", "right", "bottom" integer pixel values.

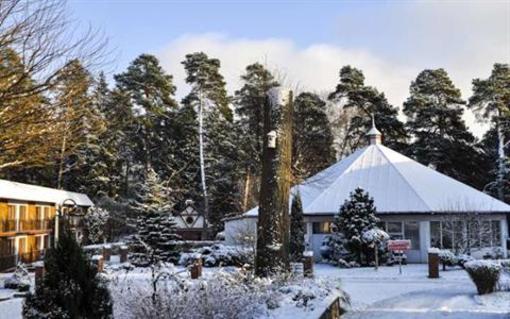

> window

[
  {"left": 386, "top": 221, "right": 403, "bottom": 239},
  {"left": 491, "top": 221, "right": 501, "bottom": 247},
  {"left": 430, "top": 221, "right": 441, "bottom": 248},
  {"left": 312, "top": 222, "right": 332, "bottom": 234},
  {"left": 404, "top": 221, "right": 420, "bottom": 250}
]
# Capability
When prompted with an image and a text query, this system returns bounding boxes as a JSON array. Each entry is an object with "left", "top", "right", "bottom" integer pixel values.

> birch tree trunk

[{"left": 198, "top": 90, "right": 209, "bottom": 238}]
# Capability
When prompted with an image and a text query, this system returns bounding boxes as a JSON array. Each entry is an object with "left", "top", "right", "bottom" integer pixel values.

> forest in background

[{"left": 1, "top": 0, "right": 509, "bottom": 238}]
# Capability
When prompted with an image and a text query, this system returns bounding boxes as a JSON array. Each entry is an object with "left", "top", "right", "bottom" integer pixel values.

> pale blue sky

[{"left": 68, "top": 1, "right": 510, "bottom": 136}]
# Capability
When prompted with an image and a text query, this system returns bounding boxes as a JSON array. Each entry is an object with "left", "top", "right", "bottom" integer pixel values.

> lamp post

[{"left": 54, "top": 198, "right": 78, "bottom": 246}]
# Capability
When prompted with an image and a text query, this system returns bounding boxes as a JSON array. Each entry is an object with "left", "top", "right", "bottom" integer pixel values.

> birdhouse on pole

[{"left": 267, "top": 130, "right": 277, "bottom": 149}]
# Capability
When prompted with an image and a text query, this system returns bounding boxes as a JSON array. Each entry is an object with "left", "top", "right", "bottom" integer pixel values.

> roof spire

[{"left": 366, "top": 114, "right": 382, "bottom": 145}]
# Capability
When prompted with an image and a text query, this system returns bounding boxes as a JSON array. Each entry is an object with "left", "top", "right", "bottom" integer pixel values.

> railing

[
  {"left": 0, "top": 219, "right": 53, "bottom": 233},
  {"left": 0, "top": 250, "right": 46, "bottom": 272}
]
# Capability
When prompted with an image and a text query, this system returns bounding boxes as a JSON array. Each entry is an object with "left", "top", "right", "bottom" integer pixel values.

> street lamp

[{"left": 54, "top": 198, "right": 78, "bottom": 245}]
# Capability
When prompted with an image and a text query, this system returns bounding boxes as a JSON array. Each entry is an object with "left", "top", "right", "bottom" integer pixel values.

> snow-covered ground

[
  {"left": 1, "top": 263, "right": 509, "bottom": 318},
  {"left": 315, "top": 264, "right": 510, "bottom": 318}
]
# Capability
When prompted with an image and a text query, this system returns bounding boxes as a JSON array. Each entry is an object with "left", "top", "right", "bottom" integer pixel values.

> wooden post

[
  {"left": 190, "top": 254, "right": 202, "bottom": 279},
  {"left": 95, "top": 255, "right": 104, "bottom": 273},
  {"left": 102, "top": 245, "right": 111, "bottom": 262},
  {"left": 119, "top": 245, "right": 128, "bottom": 263},
  {"left": 428, "top": 248, "right": 440, "bottom": 279},
  {"left": 303, "top": 251, "right": 314, "bottom": 278}
]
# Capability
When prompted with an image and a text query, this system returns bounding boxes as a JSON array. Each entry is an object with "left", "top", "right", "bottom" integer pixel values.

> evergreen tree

[
  {"left": 234, "top": 63, "right": 279, "bottom": 210},
  {"left": 289, "top": 192, "right": 305, "bottom": 262},
  {"left": 130, "top": 166, "right": 180, "bottom": 265},
  {"left": 293, "top": 92, "right": 336, "bottom": 180},
  {"left": 181, "top": 52, "right": 240, "bottom": 235},
  {"left": 328, "top": 65, "right": 407, "bottom": 155},
  {"left": 334, "top": 187, "right": 379, "bottom": 264},
  {"left": 403, "top": 69, "right": 480, "bottom": 186},
  {"left": 114, "top": 54, "right": 178, "bottom": 173},
  {"left": 23, "top": 228, "right": 112, "bottom": 319},
  {"left": 469, "top": 63, "right": 510, "bottom": 200}
]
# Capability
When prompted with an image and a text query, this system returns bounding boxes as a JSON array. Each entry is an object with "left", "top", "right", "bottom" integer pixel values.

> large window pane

[
  {"left": 404, "top": 221, "right": 420, "bottom": 249},
  {"left": 466, "top": 220, "right": 480, "bottom": 249},
  {"left": 481, "top": 221, "right": 492, "bottom": 247},
  {"left": 387, "top": 222, "right": 402, "bottom": 234},
  {"left": 430, "top": 221, "right": 441, "bottom": 248},
  {"left": 453, "top": 221, "right": 464, "bottom": 252},
  {"left": 441, "top": 222, "right": 453, "bottom": 249},
  {"left": 491, "top": 221, "right": 501, "bottom": 246}
]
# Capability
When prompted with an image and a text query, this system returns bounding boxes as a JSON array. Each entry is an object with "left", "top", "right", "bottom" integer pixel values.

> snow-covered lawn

[{"left": 315, "top": 264, "right": 510, "bottom": 318}]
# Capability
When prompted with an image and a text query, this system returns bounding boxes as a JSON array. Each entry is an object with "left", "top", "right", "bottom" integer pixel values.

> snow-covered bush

[
  {"left": 438, "top": 249, "right": 458, "bottom": 270},
  {"left": 464, "top": 260, "right": 502, "bottom": 295},
  {"left": 179, "top": 244, "right": 253, "bottom": 267},
  {"left": 4, "top": 264, "right": 30, "bottom": 291},
  {"left": 111, "top": 267, "right": 349, "bottom": 319},
  {"left": 457, "top": 254, "right": 475, "bottom": 268},
  {"left": 84, "top": 206, "right": 110, "bottom": 244}
]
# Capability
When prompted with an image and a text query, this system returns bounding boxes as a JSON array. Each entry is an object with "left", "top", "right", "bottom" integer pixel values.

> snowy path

[{"left": 315, "top": 264, "right": 510, "bottom": 319}]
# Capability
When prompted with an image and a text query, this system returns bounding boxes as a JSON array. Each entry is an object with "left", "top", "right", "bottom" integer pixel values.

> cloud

[{"left": 156, "top": 2, "right": 509, "bottom": 138}]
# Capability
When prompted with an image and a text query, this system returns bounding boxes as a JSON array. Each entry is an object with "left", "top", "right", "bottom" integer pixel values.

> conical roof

[{"left": 245, "top": 144, "right": 510, "bottom": 216}]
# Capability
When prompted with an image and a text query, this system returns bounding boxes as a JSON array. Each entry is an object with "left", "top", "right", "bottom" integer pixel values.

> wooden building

[
  {"left": 173, "top": 200, "right": 206, "bottom": 240},
  {"left": 0, "top": 179, "right": 93, "bottom": 271}
]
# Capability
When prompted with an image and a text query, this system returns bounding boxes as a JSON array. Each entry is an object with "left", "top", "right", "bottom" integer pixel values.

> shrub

[
  {"left": 179, "top": 244, "right": 252, "bottom": 267},
  {"left": 464, "top": 260, "right": 501, "bottom": 295},
  {"left": 438, "top": 249, "right": 457, "bottom": 270}
]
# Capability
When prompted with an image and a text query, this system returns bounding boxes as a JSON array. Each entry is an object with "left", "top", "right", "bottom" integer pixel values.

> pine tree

[
  {"left": 469, "top": 63, "right": 510, "bottom": 200},
  {"left": 235, "top": 63, "right": 280, "bottom": 211},
  {"left": 114, "top": 54, "right": 178, "bottom": 173},
  {"left": 289, "top": 192, "right": 305, "bottom": 262},
  {"left": 328, "top": 65, "right": 407, "bottom": 155},
  {"left": 404, "top": 69, "right": 480, "bottom": 186},
  {"left": 334, "top": 187, "right": 379, "bottom": 264},
  {"left": 23, "top": 228, "right": 113, "bottom": 318},
  {"left": 293, "top": 92, "right": 336, "bottom": 180},
  {"left": 181, "top": 52, "right": 240, "bottom": 235},
  {"left": 130, "top": 166, "right": 180, "bottom": 265}
]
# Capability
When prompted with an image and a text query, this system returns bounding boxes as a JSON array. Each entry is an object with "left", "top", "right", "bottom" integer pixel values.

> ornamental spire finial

[{"left": 366, "top": 114, "right": 382, "bottom": 145}]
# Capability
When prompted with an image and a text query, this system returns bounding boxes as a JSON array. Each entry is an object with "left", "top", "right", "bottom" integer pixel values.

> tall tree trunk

[
  {"left": 242, "top": 169, "right": 252, "bottom": 211},
  {"left": 496, "top": 116, "right": 506, "bottom": 201},
  {"left": 255, "top": 89, "right": 293, "bottom": 277},
  {"left": 57, "top": 129, "right": 68, "bottom": 190},
  {"left": 198, "top": 90, "right": 209, "bottom": 238}
]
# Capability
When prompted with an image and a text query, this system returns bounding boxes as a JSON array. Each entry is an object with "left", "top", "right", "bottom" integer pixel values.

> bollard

[
  {"left": 34, "top": 263, "right": 45, "bottom": 288},
  {"left": 102, "top": 245, "right": 111, "bottom": 262},
  {"left": 428, "top": 248, "right": 440, "bottom": 279},
  {"left": 92, "top": 255, "right": 104, "bottom": 272},
  {"left": 303, "top": 251, "right": 314, "bottom": 278},
  {"left": 119, "top": 245, "right": 128, "bottom": 263},
  {"left": 190, "top": 254, "right": 202, "bottom": 279}
]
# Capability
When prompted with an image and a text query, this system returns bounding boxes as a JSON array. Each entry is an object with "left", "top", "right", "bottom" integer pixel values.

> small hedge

[{"left": 464, "top": 260, "right": 501, "bottom": 295}]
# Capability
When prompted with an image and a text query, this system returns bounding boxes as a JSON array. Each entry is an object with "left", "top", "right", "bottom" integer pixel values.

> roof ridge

[
  {"left": 303, "top": 146, "right": 372, "bottom": 212},
  {"left": 0, "top": 179, "right": 85, "bottom": 196},
  {"left": 376, "top": 145, "right": 432, "bottom": 211}
]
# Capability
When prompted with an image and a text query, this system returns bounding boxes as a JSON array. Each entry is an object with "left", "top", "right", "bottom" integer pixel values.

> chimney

[{"left": 366, "top": 114, "right": 382, "bottom": 145}]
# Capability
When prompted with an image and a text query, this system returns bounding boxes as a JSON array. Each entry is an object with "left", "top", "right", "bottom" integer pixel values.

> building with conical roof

[{"left": 224, "top": 121, "right": 510, "bottom": 262}]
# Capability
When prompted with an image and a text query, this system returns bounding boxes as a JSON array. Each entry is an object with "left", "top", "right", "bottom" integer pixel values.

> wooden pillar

[
  {"left": 35, "top": 264, "right": 45, "bottom": 288},
  {"left": 428, "top": 249, "right": 439, "bottom": 279},
  {"left": 119, "top": 245, "right": 128, "bottom": 263},
  {"left": 190, "top": 254, "right": 202, "bottom": 279},
  {"left": 303, "top": 251, "right": 314, "bottom": 278},
  {"left": 102, "top": 245, "right": 111, "bottom": 262}
]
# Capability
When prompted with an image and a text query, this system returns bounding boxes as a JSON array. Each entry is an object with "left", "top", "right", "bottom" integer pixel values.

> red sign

[{"left": 388, "top": 240, "right": 411, "bottom": 252}]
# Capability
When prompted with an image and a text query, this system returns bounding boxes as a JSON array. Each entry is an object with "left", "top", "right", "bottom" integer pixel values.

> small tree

[
  {"left": 23, "top": 228, "right": 113, "bottom": 318},
  {"left": 334, "top": 187, "right": 379, "bottom": 265},
  {"left": 130, "top": 166, "right": 181, "bottom": 266},
  {"left": 289, "top": 192, "right": 305, "bottom": 262}
]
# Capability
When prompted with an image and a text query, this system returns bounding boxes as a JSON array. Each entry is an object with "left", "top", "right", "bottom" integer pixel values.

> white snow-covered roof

[
  {"left": 245, "top": 144, "right": 510, "bottom": 216},
  {"left": 0, "top": 179, "right": 94, "bottom": 206}
]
